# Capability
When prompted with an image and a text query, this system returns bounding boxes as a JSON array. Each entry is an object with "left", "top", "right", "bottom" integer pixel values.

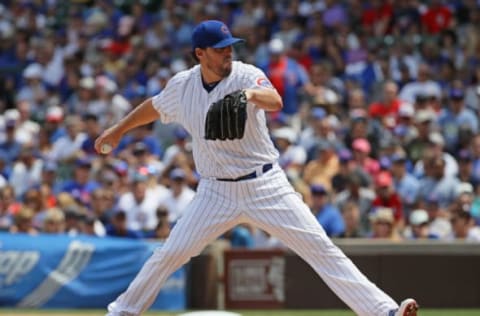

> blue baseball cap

[
  {"left": 169, "top": 168, "right": 186, "bottom": 180},
  {"left": 192, "top": 20, "right": 244, "bottom": 49},
  {"left": 311, "top": 107, "right": 327, "bottom": 120},
  {"left": 173, "top": 126, "right": 189, "bottom": 139},
  {"left": 449, "top": 88, "right": 464, "bottom": 99},
  {"left": 310, "top": 184, "right": 328, "bottom": 195},
  {"left": 338, "top": 148, "right": 352, "bottom": 163}
]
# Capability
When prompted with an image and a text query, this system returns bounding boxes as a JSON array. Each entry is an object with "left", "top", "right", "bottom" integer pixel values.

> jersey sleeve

[
  {"left": 244, "top": 65, "right": 276, "bottom": 91},
  {"left": 152, "top": 74, "right": 181, "bottom": 124}
]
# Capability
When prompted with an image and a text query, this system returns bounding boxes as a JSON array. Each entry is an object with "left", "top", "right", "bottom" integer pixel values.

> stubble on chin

[{"left": 221, "top": 62, "right": 232, "bottom": 78}]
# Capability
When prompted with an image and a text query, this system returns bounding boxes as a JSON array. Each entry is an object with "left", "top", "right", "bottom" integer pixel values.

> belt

[{"left": 216, "top": 163, "right": 273, "bottom": 182}]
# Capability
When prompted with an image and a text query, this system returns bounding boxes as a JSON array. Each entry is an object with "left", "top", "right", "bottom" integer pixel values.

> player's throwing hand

[{"left": 94, "top": 125, "right": 122, "bottom": 155}]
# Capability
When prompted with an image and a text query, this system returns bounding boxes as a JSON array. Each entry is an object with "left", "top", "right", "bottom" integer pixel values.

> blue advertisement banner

[{"left": 0, "top": 233, "right": 186, "bottom": 310}]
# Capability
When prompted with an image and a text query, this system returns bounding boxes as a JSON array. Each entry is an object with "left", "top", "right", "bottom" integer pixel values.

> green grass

[{"left": 2, "top": 309, "right": 480, "bottom": 316}]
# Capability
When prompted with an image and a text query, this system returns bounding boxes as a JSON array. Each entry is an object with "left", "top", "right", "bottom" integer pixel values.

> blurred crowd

[{"left": 2, "top": 0, "right": 480, "bottom": 247}]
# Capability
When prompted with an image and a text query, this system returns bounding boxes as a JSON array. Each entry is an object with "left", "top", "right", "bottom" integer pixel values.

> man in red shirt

[
  {"left": 372, "top": 171, "right": 405, "bottom": 229},
  {"left": 421, "top": 0, "right": 452, "bottom": 34},
  {"left": 368, "top": 81, "right": 402, "bottom": 129}
]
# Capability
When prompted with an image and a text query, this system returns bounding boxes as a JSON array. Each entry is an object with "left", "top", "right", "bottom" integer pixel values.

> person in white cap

[
  {"left": 271, "top": 126, "right": 306, "bottom": 181},
  {"left": 404, "top": 209, "right": 438, "bottom": 239},
  {"left": 16, "top": 63, "right": 47, "bottom": 112},
  {"left": 260, "top": 38, "right": 312, "bottom": 125}
]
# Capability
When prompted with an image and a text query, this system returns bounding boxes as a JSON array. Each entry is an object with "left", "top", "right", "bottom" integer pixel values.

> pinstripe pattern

[
  {"left": 107, "top": 166, "right": 399, "bottom": 316},
  {"left": 237, "top": 166, "right": 398, "bottom": 316},
  {"left": 152, "top": 62, "right": 279, "bottom": 179},
  {"left": 108, "top": 61, "right": 402, "bottom": 316},
  {"left": 108, "top": 180, "right": 244, "bottom": 315}
]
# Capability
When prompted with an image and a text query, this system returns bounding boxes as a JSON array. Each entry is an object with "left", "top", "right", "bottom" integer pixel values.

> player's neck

[{"left": 200, "top": 66, "right": 222, "bottom": 85}]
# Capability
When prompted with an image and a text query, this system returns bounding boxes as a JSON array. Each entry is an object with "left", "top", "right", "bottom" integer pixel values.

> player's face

[{"left": 203, "top": 46, "right": 233, "bottom": 78}]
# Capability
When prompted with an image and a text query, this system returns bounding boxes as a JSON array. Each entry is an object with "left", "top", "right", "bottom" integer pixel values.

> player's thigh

[
  {"left": 246, "top": 191, "right": 335, "bottom": 252},
  {"left": 163, "top": 192, "right": 242, "bottom": 256}
]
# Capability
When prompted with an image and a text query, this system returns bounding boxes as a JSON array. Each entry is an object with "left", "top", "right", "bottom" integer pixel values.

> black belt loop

[{"left": 216, "top": 163, "right": 273, "bottom": 182}]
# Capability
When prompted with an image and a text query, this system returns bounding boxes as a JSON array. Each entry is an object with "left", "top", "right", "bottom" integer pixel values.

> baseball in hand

[{"left": 100, "top": 143, "right": 113, "bottom": 154}]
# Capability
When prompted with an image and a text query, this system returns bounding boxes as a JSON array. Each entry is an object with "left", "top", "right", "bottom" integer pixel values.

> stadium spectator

[
  {"left": 272, "top": 126, "right": 307, "bottom": 181},
  {"left": 338, "top": 201, "right": 363, "bottom": 238},
  {"left": 106, "top": 209, "right": 143, "bottom": 239},
  {"left": 134, "top": 142, "right": 164, "bottom": 175},
  {"left": 438, "top": 87, "right": 479, "bottom": 153},
  {"left": 421, "top": 0, "right": 453, "bottom": 34},
  {"left": 115, "top": 123, "right": 162, "bottom": 159},
  {"left": 361, "top": 0, "right": 393, "bottom": 37},
  {"left": 372, "top": 171, "right": 405, "bottom": 227},
  {"left": 40, "top": 160, "right": 59, "bottom": 193},
  {"left": 456, "top": 149, "right": 477, "bottom": 187},
  {"left": 0, "top": 187, "right": 14, "bottom": 231},
  {"left": 302, "top": 139, "right": 339, "bottom": 191},
  {"left": 161, "top": 168, "right": 195, "bottom": 225},
  {"left": 390, "top": 152, "right": 419, "bottom": 212},
  {"left": 0, "top": 153, "right": 7, "bottom": 188},
  {"left": 149, "top": 207, "right": 171, "bottom": 241},
  {"left": 43, "top": 105, "right": 66, "bottom": 143},
  {"left": 405, "top": 109, "right": 434, "bottom": 164},
  {"left": 42, "top": 207, "right": 66, "bottom": 234},
  {"left": 331, "top": 148, "right": 371, "bottom": 194},
  {"left": 335, "top": 170, "right": 375, "bottom": 234},
  {"left": 16, "top": 63, "right": 47, "bottom": 113},
  {"left": 9, "top": 145, "right": 43, "bottom": 199},
  {"left": 368, "top": 81, "right": 402, "bottom": 126},
  {"left": 298, "top": 107, "right": 336, "bottom": 160},
  {"left": 10, "top": 207, "right": 38, "bottom": 235},
  {"left": 63, "top": 205, "right": 87, "bottom": 236},
  {"left": 399, "top": 63, "right": 441, "bottom": 104},
  {"left": 345, "top": 113, "right": 386, "bottom": 159},
  {"left": 418, "top": 156, "right": 460, "bottom": 210},
  {"left": 47, "top": 114, "right": 87, "bottom": 163},
  {"left": 23, "top": 188, "right": 48, "bottom": 228},
  {"left": 394, "top": 101, "right": 417, "bottom": 145},
  {"left": 60, "top": 157, "right": 100, "bottom": 207},
  {"left": 260, "top": 38, "right": 311, "bottom": 119},
  {"left": 225, "top": 224, "right": 255, "bottom": 248},
  {"left": 0, "top": 117, "right": 22, "bottom": 165},
  {"left": 81, "top": 113, "right": 102, "bottom": 157},
  {"left": 351, "top": 138, "right": 380, "bottom": 175},
  {"left": 368, "top": 207, "right": 402, "bottom": 241},
  {"left": 162, "top": 126, "right": 190, "bottom": 167},
  {"left": 310, "top": 184, "right": 345, "bottom": 237},
  {"left": 403, "top": 209, "right": 439, "bottom": 239},
  {"left": 82, "top": 214, "right": 100, "bottom": 236},
  {"left": 14, "top": 100, "right": 40, "bottom": 145},
  {"left": 413, "top": 132, "right": 459, "bottom": 179},
  {"left": 448, "top": 209, "right": 480, "bottom": 242},
  {"left": 1, "top": 185, "right": 16, "bottom": 211},
  {"left": 88, "top": 188, "right": 111, "bottom": 236},
  {"left": 117, "top": 171, "right": 162, "bottom": 233}
]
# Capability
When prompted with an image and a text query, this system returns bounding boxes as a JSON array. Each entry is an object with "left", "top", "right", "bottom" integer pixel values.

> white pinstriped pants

[{"left": 106, "top": 165, "right": 398, "bottom": 316}]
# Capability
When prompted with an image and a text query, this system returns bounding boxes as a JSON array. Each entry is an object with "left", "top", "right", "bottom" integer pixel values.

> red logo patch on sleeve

[{"left": 255, "top": 77, "right": 274, "bottom": 89}]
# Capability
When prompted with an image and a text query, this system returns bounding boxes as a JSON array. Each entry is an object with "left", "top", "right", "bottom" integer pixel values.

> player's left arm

[{"left": 244, "top": 88, "right": 283, "bottom": 112}]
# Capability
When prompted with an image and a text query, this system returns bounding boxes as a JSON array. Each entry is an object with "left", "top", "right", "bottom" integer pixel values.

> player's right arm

[
  {"left": 95, "top": 97, "right": 160, "bottom": 154},
  {"left": 96, "top": 71, "right": 182, "bottom": 154}
]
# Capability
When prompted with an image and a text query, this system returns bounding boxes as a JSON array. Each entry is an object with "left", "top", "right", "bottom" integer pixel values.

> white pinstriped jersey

[{"left": 152, "top": 61, "right": 279, "bottom": 179}]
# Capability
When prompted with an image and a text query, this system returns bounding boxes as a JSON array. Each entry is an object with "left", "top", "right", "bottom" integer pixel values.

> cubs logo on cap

[
  {"left": 220, "top": 24, "right": 230, "bottom": 35},
  {"left": 192, "top": 20, "right": 244, "bottom": 49}
]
